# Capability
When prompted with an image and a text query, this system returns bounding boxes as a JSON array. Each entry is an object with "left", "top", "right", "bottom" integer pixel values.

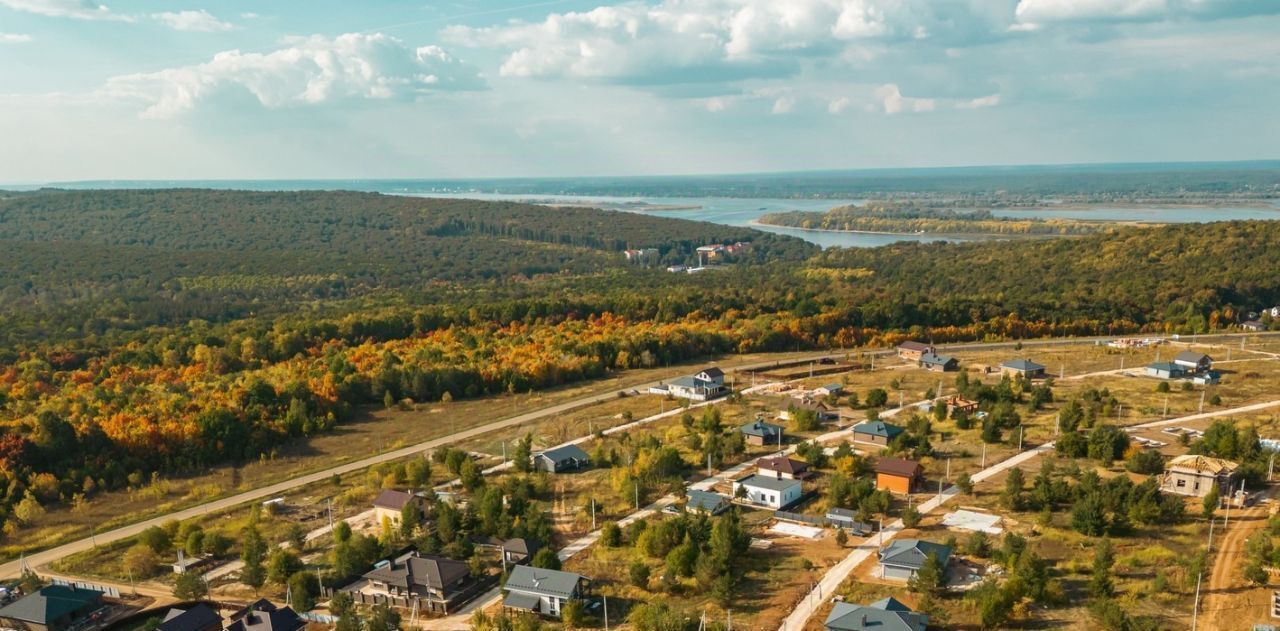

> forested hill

[{"left": 0, "top": 189, "right": 814, "bottom": 339}]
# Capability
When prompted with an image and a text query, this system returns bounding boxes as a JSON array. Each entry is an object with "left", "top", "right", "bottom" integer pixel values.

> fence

[{"left": 50, "top": 578, "right": 120, "bottom": 598}]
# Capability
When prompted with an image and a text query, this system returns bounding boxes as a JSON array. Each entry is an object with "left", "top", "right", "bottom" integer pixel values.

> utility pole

[
  {"left": 945, "top": 458, "right": 951, "bottom": 482},
  {"left": 1207, "top": 517, "right": 1216, "bottom": 551},
  {"left": 1269, "top": 451, "right": 1276, "bottom": 482},
  {"left": 1199, "top": 389, "right": 1206, "bottom": 413},
  {"left": 591, "top": 499, "right": 597, "bottom": 530},
  {"left": 1018, "top": 426, "right": 1024, "bottom": 451},
  {"left": 603, "top": 596, "right": 610, "bottom": 631},
  {"left": 1192, "top": 572, "right": 1203, "bottom": 631},
  {"left": 981, "top": 443, "right": 987, "bottom": 469},
  {"left": 327, "top": 499, "right": 334, "bottom": 537}
]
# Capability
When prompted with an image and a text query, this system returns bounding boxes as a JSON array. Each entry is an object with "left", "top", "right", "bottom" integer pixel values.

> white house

[
  {"left": 732, "top": 474, "right": 802, "bottom": 509},
  {"left": 649, "top": 367, "right": 727, "bottom": 401}
]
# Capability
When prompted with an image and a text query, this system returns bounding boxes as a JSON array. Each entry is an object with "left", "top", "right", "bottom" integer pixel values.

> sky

[{"left": 1, "top": 0, "right": 1278, "bottom": 182}]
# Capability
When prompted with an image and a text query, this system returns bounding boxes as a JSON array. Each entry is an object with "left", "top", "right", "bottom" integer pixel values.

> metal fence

[{"left": 50, "top": 578, "right": 120, "bottom": 598}]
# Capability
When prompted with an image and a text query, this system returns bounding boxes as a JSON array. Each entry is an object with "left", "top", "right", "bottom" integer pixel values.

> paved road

[
  {"left": 12, "top": 332, "right": 1271, "bottom": 582},
  {"left": 777, "top": 399, "right": 1280, "bottom": 631}
]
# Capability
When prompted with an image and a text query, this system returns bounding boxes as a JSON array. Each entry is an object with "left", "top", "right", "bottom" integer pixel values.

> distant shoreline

[{"left": 746, "top": 219, "right": 1042, "bottom": 240}]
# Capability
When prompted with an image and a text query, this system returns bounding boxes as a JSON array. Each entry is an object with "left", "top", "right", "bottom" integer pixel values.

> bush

[{"left": 629, "top": 560, "right": 651, "bottom": 589}]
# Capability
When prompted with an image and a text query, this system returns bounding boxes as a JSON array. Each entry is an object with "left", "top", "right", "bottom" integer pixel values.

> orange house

[{"left": 875, "top": 458, "right": 922, "bottom": 495}]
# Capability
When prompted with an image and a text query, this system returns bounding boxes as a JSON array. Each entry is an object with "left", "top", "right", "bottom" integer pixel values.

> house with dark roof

[
  {"left": 756, "top": 456, "right": 810, "bottom": 480},
  {"left": 919, "top": 353, "right": 958, "bottom": 372},
  {"left": 732, "top": 474, "right": 802, "bottom": 509},
  {"left": 157, "top": 603, "right": 222, "bottom": 631},
  {"left": 824, "top": 597, "right": 928, "bottom": 631},
  {"left": 373, "top": 489, "right": 428, "bottom": 526},
  {"left": 1000, "top": 358, "right": 1046, "bottom": 379},
  {"left": 359, "top": 551, "right": 475, "bottom": 608},
  {"left": 224, "top": 600, "right": 304, "bottom": 631},
  {"left": 533, "top": 444, "right": 590, "bottom": 473},
  {"left": 1173, "top": 351, "right": 1213, "bottom": 373},
  {"left": 501, "top": 538, "right": 541, "bottom": 566},
  {"left": 686, "top": 490, "right": 732, "bottom": 515},
  {"left": 1243, "top": 320, "right": 1267, "bottom": 332},
  {"left": 825, "top": 508, "right": 874, "bottom": 535},
  {"left": 875, "top": 458, "right": 922, "bottom": 495},
  {"left": 0, "top": 585, "right": 104, "bottom": 631},
  {"left": 877, "top": 539, "right": 953, "bottom": 582},
  {"left": 502, "top": 566, "right": 591, "bottom": 619},
  {"left": 852, "top": 421, "right": 904, "bottom": 447},
  {"left": 649, "top": 368, "right": 728, "bottom": 401},
  {"left": 739, "top": 420, "right": 784, "bottom": 446},
  {"left": 896, "top": 341, "right": 935, "bottom": 362}
]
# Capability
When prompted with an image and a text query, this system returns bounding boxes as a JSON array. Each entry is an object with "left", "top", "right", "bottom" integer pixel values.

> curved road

[{"left": 6, "top": 332, "right": 1270, "bottom": 580}]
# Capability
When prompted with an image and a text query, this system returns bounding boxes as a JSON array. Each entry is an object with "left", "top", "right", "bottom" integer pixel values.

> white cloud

[
  {"left": 827, "top": 96, "right": 852, "bottom": 114},
  {"left": 444, "top": 0, "right": 992, "bottom": 84},
  {"left": 958, "top": 93, "right": 1001, "bottom": 109},
  {"left": 704, "top": 96, "right": 729, "bottom": 112},
  {"left": 0, "top": 0, "right": 128, "bottom": 20},
  {"left": 0, "top": 33, "right": 33, "bottom": 43},
  {"left": 240, "top": 12, "right": 258, "bottom": 19},
  {"left": 771, "top": 95, "right": 795, "bottom": 113},
  {"left": 152, "top": 9, "right": 232, "bottom": 32},
  {"left": 1014, "top": 0, "right": 1280, "bottom": 25},
  {"left": 99, "top": 33, "right": 484, "bottom": 119},
  {"left": 873, "top": 83, "right": 934, "bottom": 114}
]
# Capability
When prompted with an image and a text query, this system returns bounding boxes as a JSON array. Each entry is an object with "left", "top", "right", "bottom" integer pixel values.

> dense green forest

[
  {"left": 0, "top": 189, "right": 1277, "bottom": 539},
  {"left": 758, "top": 203, "right": 1110, "bottom": 235}
]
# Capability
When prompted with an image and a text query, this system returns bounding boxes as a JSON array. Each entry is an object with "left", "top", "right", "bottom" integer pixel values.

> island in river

[{"left": 756, "top": 202, "right": 1124, "bottom": 236}]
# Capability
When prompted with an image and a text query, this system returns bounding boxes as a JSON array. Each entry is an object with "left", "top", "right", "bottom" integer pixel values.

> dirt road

[{"left": 1200, "top": 499, "right": 1273, "bottom": 630}]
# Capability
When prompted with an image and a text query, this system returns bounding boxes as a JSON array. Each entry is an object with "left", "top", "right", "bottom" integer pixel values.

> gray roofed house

[
  {"left": 814, "top": 383, "right": 844, "bottom": 396},
  {"left": 1000, "top": 358, "right": 1046, "bottom": 378},
  {"left": 534, "top": 444, "right": 590, "bottom": 473},
  {"left": 739, "top": 420, "right": 784, "bottom": 445},
  {"left": 732, "top": 474, "right": 802, "bottom": 509},
  {"left": 1145, "top": 362, "right": 1186, "bottom": 379},
  {"left": 1173, "top": 351, "right": 1213, "bottom": 373},
  {"left": 686, "top": 490, "right": 732, "bottom": 515},
  {"left": 361, "top": 551, "right": 473, "bottom": 603},
  {"left": 824, "top": 597, "right": 928, "bottom": 631},
  {"left": 501, "top": 538, "right": 541, "bottom": 565},
  {"left": 0, "top": 585, "right": 104, "bottom": 631},
  {"left": 650, "top": 368, "right": 728, "bottom": 401},
  {"left": 502, "top": 565, "right": 591, "bottom": 618},
  {"left": 852, "top": 421, "right": 905, "bottom": 446},
  {"left": 158, "top": 603, "right": 222, "bottom": 631},
  {"left": 919, "top": 353, "right": 958, "bottom": 372},
  {"left": 878, "top": 539, "right": 953, "bottom": 582},
  {"left": 225, "top": 600, "right": 304, "bottom": 631}
]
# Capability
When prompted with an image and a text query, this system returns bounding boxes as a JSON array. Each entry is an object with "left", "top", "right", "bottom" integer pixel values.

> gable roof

[
  {"left": 879, "top": 539, "right": 953, "bottom": 570},
  {"left": 502, "top": 538, "right": 540, "bottom": 558},
  {"left": 686, "top": 490, "right": 731, "bottom": 514},
  {"left": 373, "top": 489, "right": 420, "bottom": 511},
  {"left": 505, "top": 565, "right": 587, "bottom": 598},
  {"left": 1001, "top": 358, "right": 1045, "bottom": 372},
  {"left": 853, "top": 421, "right": 905, "bottom": 439},
  {"left": 757, "top": 456, "right": 809, "bottom": 475},
  {"left": 538, "top": 443, "right": 590, "bottom": 463},
  {"left": 225, "top": 602, "right": 303, "bottom": 631},
  {"left": 825, "top": 598, "right": 927, "bottom": 631},
  {"left": 739, "top": 420, "right": 783, "bottom": 437},
  {"left": 159, "top": 604, "right": 221, "bottom": 631},
  {"left": 699, "top": 367, "right": 724, "bottom": 378},
  {"left": 0, "top": 585, "right": 102, "bottom": 625},
  {"left": 897, "top": 341, "right": 932, "bottom": 352},
  {"left": 1174, "top": 350, "right": 1212, "bottom": 364},
  {"left": 1147, "top": 362, "right": 1182, "bottom": 372},
  {"left": 875, "top": 457, "right": 921, "bottom": 478},
  {"left": 734, "top": 474, "right": 800, "bottom": 493},
  {"left": 920, "top": 353, "right": 956, "bottom": 366},
  {"left": 1168, "top": 454, "right": 1238, "bottom": 474},
  {"left": 363, "top": 552, "right": 470, "bottom": 591}
]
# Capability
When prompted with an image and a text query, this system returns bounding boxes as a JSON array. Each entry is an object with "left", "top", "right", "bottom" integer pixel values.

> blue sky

[{"left": 1, "top": 0, "right": 1278, "bottom": 182}]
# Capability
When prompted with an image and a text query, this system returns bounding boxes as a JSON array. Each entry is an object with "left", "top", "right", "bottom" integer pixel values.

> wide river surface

[{"left": 416, "top": 192, "right": 1280, "bottom": 249}]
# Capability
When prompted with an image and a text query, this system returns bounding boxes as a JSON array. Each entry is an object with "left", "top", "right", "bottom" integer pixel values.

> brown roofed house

[
  {"left": 373, "top": 489, "right": 427, "bottom": 526},
  {"left": 756, "top": 456, "right": 811, "bottom": 480},
  {"left": 1161, "top": 454, "right": 1238, "bottom": 498},
  {"left": 897, "top": 341, "right": 935, "bottom": 362},
  {"left": 875, "top": 458, "right": 922, "bottom": 495}
]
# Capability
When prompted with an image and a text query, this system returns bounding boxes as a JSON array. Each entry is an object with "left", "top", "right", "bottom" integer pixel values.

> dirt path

[{"left": 1201, "top": 500, "right": 1273, "bottom": 630}]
